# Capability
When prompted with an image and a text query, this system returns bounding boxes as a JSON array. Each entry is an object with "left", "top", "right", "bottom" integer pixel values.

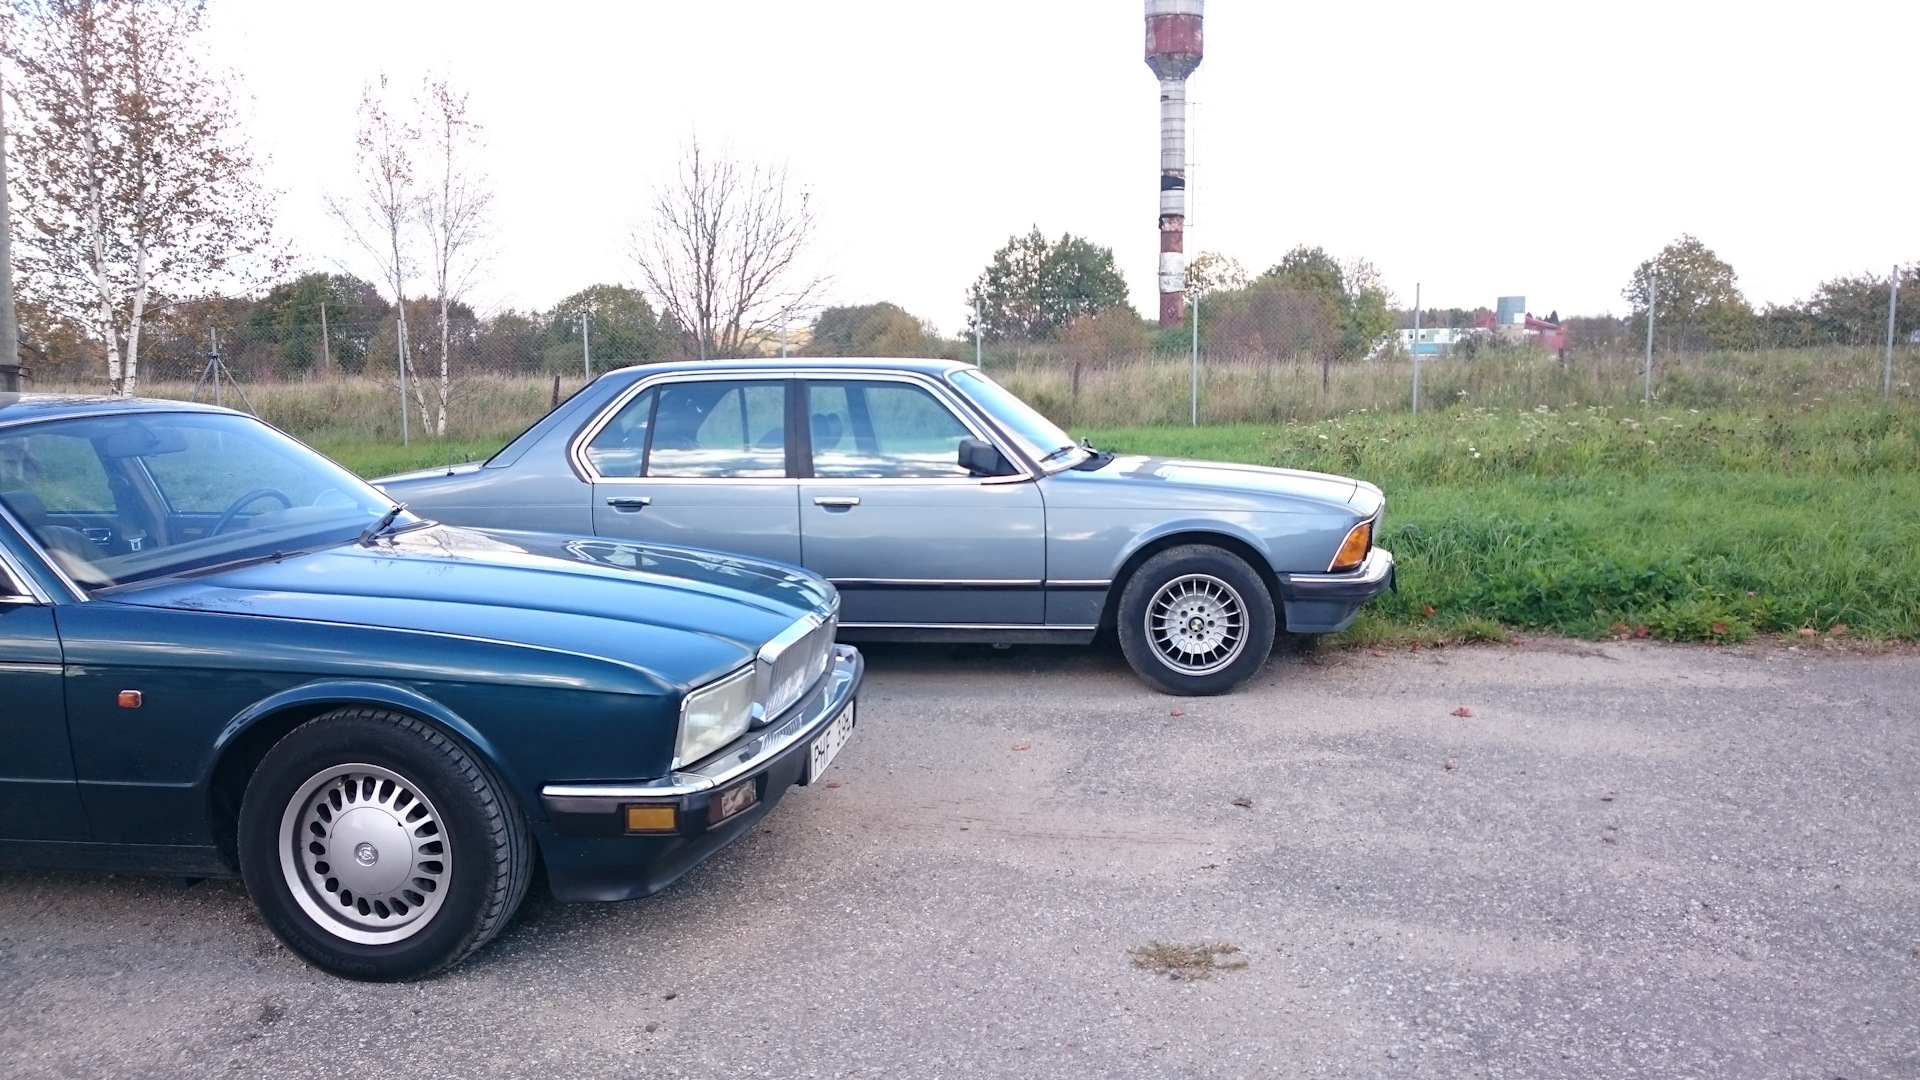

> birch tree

[
  {"left": 5, "top": 0, "right": 277, "bottom": 395},
  {"left": 326, "top": 75, "right": 417, "bottom": 415},
  {"left": 630, "top": 139, "right": 824, "bottom": 360},
  {"left": 416, "top": 75, "right": 488, "bottom": 437}
]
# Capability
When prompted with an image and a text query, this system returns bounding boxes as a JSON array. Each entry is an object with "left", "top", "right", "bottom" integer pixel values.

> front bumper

[
  {"left": 1277, "top": 547, "right": 1396, "bottom": 634},
  {"left": 534, "top": 643, "right": 863, "bottom": 902}
]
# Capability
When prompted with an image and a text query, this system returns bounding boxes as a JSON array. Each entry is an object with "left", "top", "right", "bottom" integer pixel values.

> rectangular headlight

[{"left": 677, "top": 665, "right": 755, "bottom": 767}]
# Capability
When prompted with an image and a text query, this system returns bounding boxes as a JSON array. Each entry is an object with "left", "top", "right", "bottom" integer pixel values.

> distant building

[
  {"left": 1396, "top": 327, "right": 1476, "bottom": 355},
  {"left": 1471, "top": 295, "right": 1567, "bottom": 352}
]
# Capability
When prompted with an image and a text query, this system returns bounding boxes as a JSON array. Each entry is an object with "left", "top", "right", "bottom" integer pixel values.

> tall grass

[{"left": 995, "top": 345, "right": 1914, "bottom": 427}]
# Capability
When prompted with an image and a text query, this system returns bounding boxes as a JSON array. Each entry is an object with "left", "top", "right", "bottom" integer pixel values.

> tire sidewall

[
  {"left": 238, "top": 713, "right": 505, "bottom": 981},
  {"left": 1118, "top": 545, "right": 1277, "bottom": 696}
]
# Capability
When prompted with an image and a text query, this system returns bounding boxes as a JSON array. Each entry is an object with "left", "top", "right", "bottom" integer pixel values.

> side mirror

[{"left": 957, "top": 437, "right": 1015, "bottom": 477}]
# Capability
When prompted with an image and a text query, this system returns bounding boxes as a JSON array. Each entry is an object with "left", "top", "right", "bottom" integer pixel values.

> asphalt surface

[{"left": 2, "top": 638, "right": 1917, "bottom": 1078}]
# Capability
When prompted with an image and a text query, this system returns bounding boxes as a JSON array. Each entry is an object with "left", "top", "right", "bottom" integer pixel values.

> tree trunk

[{"left": 122, "top": 247, "right": 149, "bottom": 398}]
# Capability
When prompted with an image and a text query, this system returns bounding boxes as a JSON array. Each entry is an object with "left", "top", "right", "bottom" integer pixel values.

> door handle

[
  {"left": 604, "top": 497, "right": 652, "bottom": 512},
  {"left": 812, "top": 496, "right": 860, "bottom": 509}
]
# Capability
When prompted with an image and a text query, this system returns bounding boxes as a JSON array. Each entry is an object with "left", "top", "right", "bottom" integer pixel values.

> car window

[
  {"left": 144, "top": 424, "right": 349, "bottom": 513},
  {"left": 807, "top": 380, "right": 974, "bottom": 479},
  {"left": 647, "top": 380, "right": 787, "bottom": 479},
  {"left": 0, "top": 432, "right": 113, "bottom": 512},
  {"left": 584, "top": 387, "right": 656, "bottom": 478}
]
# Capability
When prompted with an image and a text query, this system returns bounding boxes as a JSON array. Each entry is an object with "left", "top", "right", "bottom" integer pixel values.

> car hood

[
  {"left": 102, "top": 525, "right": 834, "bottom": 688},
  {"left": 1065, "top": 455, "right": 1370, "bottom": 510}
]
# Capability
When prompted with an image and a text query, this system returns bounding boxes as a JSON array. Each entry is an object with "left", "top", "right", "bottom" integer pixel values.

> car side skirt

[
  {"left": 0, "top": 839, "right": 233, "bottom": 877},
  {"left": 836, "top": 623, "right": 1098, "bottom": 645}
]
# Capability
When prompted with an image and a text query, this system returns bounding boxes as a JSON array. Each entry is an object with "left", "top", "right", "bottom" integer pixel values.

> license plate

[
  {"left": 807, "top": 700, "right": 856, "bottom": 784},
  {"left": 709, "top": 780, "right": 759, "bottom": 825}
]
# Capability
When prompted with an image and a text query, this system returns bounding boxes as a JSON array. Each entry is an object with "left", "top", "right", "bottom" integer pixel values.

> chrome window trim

[
  {"left": 830, "top": 578, "right": 1043, "bottom": 587},
  {"left": 567, "top": 367, "right": 1038, "bottom": 485}
]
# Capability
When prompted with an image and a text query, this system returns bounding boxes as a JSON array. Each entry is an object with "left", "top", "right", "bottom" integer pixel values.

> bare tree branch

[{"left": 630, "top": 138, "right": 824, "bottom": 360}]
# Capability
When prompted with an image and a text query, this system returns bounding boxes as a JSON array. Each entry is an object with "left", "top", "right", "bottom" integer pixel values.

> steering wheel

[{"left": 211, "top": 487, "right": 293, "bottom": 534}]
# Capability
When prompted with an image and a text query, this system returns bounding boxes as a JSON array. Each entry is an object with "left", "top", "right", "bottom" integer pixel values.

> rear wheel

[
  {"left": 1117, "top": 545, "right": 1276, "bottom": 696},
  {"left": 237, "top": 707, "right": 532, "bottom": 981}
]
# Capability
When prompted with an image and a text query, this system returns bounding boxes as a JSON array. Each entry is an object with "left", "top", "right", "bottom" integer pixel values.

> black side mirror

[{"left": 957, "top": 437, "right": 1014, "bottom": 477}]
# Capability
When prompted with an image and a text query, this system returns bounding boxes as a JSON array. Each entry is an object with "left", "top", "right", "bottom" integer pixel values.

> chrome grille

[{"left": 753, "top": 610, "right": 838, "bottom": 725}]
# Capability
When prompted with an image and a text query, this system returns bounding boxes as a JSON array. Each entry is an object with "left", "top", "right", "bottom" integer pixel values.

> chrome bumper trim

[
  {"left": 541, "top": 644, "right": 861, "bottom": 813},
  {"left": 1279, "top": 548, "right": 1396, "bottom": 596}
]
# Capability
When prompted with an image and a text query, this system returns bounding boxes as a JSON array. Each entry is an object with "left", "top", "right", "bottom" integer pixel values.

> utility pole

[
  {"left": 1642, "top": 268, "right": 1657, "bottom": 404},
  {"left": 1886, "top": 265, "right": 1901, "bottom": 403},
  {"left": 0, "top": 71, "right": 22, "bottom": 393},
  {"left": 1411, "top": 283, "right": 1422, "bottom": 416},
  {"left": 581, "top": 310, "right": 591, "bottom": 379}
]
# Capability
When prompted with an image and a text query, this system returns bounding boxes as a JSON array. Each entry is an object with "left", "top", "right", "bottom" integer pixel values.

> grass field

[{"left": 63, "top": 356, "right": 1918, "bottom": 646}]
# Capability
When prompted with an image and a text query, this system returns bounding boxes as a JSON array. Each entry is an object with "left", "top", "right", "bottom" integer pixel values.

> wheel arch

[
  {"left": 1097, "top": 528, "right": 1281, "bottom": 637},
  {"left": 204, "top": 681, "right": 508, "bottom": 871}
]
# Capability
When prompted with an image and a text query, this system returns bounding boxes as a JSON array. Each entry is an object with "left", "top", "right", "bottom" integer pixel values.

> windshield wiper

[
  {"left": 1037, "top": 445, "right": 1080, "bottom": 465},
  {"left": 358, "top": 503, "right": 409, "bottom": 547}
]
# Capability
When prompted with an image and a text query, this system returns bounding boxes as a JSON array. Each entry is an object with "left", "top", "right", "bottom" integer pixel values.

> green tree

[
  {"left": 806, "top": 302, "right": 933, "bottom": 357},
  {"left": 246, "top": 272, "right": 390, "bottom": 375},
  {"left": 1624, "top": 235, "right": 1753, "bottom": 350},
  {"left": 1240, "top": 246, "right": 1396, "bottom": 387},
  {"left": 965, "top": 227, "right": 1132, "bottom": 343},
  {"left": 541, "top": 284, "right": 664, "bottom": 372}
]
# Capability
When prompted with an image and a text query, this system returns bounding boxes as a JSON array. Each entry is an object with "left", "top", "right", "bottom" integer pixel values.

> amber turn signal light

[
  {"left": 117, "top": 690, "right": 142, "bottom": 709},
  {"left": 1328, "top": 520, "right": 1373, "bottom": 573},
  {"left": 624, "top": 805, "right": 678, "bottom": 834}
]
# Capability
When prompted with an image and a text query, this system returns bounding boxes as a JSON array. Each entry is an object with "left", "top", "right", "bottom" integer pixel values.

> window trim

[{"left": 570, "top": 368, "right": 1037, "bottom": 487}]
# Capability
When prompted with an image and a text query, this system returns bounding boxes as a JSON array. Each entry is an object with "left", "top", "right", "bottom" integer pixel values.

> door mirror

[{"left": 957, "top": 437, "right": 1015, "bottom": 477}]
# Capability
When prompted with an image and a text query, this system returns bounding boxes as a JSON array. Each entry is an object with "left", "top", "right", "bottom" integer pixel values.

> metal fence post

[
  {"left": 1886, "top": 264, "right": 1901, "bottom": 402},
  {"left": 1190, "top": 296, "right": 1199, "bottom": 426},
  {"left": 1643, "top": 269, "right": 1657, "bottom": 404},
  {"left": 582, "top": 310, "right": 591, "bottom": 379},
  {"left": 1411, "top": 282, "right": 1421, "bottom": 416}
]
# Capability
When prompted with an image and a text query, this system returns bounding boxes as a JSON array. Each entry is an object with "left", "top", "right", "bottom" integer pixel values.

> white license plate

[{"left": 807, "top": 700, "right": 856, "bottom": 784}]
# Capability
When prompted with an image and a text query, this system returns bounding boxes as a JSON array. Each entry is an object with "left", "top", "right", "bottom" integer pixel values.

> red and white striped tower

[{"left": 1145, "top": 0, "right": 1203, "bottom": 328}]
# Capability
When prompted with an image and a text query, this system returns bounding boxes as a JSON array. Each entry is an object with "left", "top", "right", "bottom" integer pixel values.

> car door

[
  {"left": 0, "top": 509, "right": 88, "bottom": 842},
  {"left": 586, "top": 377, "right": 801, "bottom": 565},
  {"left": 796, "top": 376, "right": 1046, "bottom": 627}
]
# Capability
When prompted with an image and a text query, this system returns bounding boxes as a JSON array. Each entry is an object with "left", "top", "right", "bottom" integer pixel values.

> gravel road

[{"left": 3, "top": 639, "right": 1916, "bottom": 1078}]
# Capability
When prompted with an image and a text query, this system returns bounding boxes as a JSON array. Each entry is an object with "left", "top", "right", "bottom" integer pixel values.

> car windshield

[
  {"left": 948, "top": 369, "right": 1085, "bottom": 470},
  {"left": 0, "top": 410, "right": 413, "bottom": 591}
]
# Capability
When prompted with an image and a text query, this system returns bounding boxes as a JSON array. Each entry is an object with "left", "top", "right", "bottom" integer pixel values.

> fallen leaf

[
  {"left": 1444, "top": 758, "right": 1459, "bottom": 771},
  {"left": 1231, "top": 795, "right": 1254, "bottom": 809},
  {"left": 1508, "top": 636, "right": 1522, "bottom": 645},
  {"left": 1799, "top": 626, "right": 1817, "bottom": 638},
  {"left": 1711, "top": 623, "right": 1727, "bottom": 635},
  {"left": 1421, "top": 605, "right": 1436, "bottom": 617},
  {"left": 1830, "top": 624, "right": 1849, "bottom": 636},
  {"left": 1632, "top": 626, "right": 1650, "bottom": 639},
  {"left": 1451, "top": 707, "right": 1474, "bottom": 718},
  {"left": 1012, "top": 742, "right": 1030, "bottom": 751},
  {"left": 824, "top": 780, "right": 842, "bottom": 789},
  {"left": 1608, "top": 623, "right": 1630, "bottom": 637},
  {"left": 1169, "top": 709, "right": 1185, "bottom": 717}
]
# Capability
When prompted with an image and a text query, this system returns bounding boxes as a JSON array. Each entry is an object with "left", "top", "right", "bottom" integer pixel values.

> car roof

[
  {"left": 600, "top": 357, "right": 979, "bottom": 382},
  {"left": 0, "top": 393, "right": 239, "bottom": 430}
]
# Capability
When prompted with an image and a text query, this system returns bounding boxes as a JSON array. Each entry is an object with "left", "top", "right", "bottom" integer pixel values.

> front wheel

[
  {"left": 1116, "top": 545, "right": 1277, "bottom": 696},
  {"left": 237, "top": 707, "right": 533, "bottom": 980}
]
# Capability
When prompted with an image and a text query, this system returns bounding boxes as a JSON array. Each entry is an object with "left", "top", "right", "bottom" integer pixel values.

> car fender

[
  {"left": 208, "top": 677, "right": 518, "bottom": 796},
  {"left": 1105, "top": 516, "right": 1282, "bottom": 584}
]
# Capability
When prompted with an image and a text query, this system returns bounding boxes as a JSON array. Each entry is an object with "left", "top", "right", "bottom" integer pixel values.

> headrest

[{"left": 0, "top": 489, "right": 47, "bottom": 525}]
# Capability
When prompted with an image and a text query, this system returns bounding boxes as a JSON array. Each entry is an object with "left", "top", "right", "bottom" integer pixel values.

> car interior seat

[
  {"left": 810, "top": 413, "right": 844, "bottom": 453},
  {"left": 1, "top": 489, "right": 101, "bottom": 566}
]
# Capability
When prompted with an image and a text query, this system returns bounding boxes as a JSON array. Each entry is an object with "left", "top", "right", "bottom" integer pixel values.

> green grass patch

[{"left": 1083, "top": 404, "right": 1920, "bottom": 643}]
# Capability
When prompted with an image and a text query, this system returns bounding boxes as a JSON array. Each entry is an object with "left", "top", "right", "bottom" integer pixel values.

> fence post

[
  {"left": 1642, "top": 269, "right": 1657, "bottom": 404},
  {"left": 582, "top": 311, "right": 591, "bottom": 379},
  {"left": 1411, "top": 282, "right": 1421, "bottom": 416},
  {"left": 1886, "top": 264, "right": 1900, "bottom": 403},
  {"left": 1190, "top": 296, "right": 1199, "bottom": 426}
]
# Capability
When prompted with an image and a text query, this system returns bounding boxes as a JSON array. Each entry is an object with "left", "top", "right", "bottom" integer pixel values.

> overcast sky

[{"left": 204, "top": 0, "right": 1916, "bottom": 333}]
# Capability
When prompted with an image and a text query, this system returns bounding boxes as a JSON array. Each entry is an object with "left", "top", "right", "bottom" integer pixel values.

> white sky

[{"left": 205, "top": 0, "right": 1917, "bottom": 334}]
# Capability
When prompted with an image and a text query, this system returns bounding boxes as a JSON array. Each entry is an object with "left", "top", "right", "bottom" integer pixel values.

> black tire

[
  {"left": 237, "top": 707, "right": 533, "bottom": 981},
  {"left": 1116, "top": 544, "right": 1277, "bottom": 696}
]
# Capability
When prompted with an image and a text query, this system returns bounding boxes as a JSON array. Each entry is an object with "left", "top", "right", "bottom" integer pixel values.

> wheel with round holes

[
  {"left": 237, "top": 707, "right": 532, "bottom": 981},
  {"left": 1116, "top": 545, "right": 1277, "bottom": 696}
]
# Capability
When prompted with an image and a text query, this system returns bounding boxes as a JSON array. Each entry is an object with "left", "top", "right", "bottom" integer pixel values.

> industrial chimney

[{"left": 1145, "top": 0, "right": 1203, "bottom": 328}]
